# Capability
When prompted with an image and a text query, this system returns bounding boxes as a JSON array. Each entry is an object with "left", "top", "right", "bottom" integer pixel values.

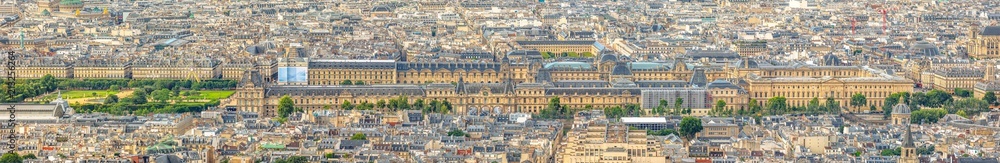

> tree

[
  {"left": 132, "top": 89, "right": 148, "bottom": 104},
  {"left": 41, "top": 74, "right": 57, "bottom": 91},
  {"left": 624, "top": 104, "right": 643, "bottom": 117},
  {"left": 103, "top": 94, "right": 120, "bottom": 104},
  {"left": 278, "top": 95, "right": 295, "bottom": 118},
  {"left": 447, "top": 128, "right": 468, "bottom": 137},
  {"left": 274, "top": 156, "right": 308, "bottom": 163},
  {"left": 413, "top": 99, "right": 426, "bottom": 110},
  {"left": 949, "top": 98, "right": 989, "bottom": 115},
  {"left": 984, "top": 91, "right": 998, "bottom": 105},
  {"left": 674, "top": 98, "right": 684, "bottom": 115},
  {"left": 324, "top": 153, "right": 335, "bottom": 158},
  {"left": 350, "top": 133, "right": 367, "bottom": 140},
  {"left": 548, "top": 97, "right": 562, "bottom": 113},
  {"left": 108, "top": 85, "right": 121, "bottom": 92},
  {"left": 748, "top": 99, "right": 761, "bottom": 116},
  {"left": 323, "top": 104, "right": 331, "bottom": 110},
  {"left": 850, "top": 93, "right": 867, "bottom": 111},
  {"left": 340, "top": 80, "right": 353, "bottom": 85},
  {"left": 957, "top": 110, "right": 968, "bottom": 118},
  {"left": 20, "top": 154, "right": 35, "bottom": 160},
  {"left": 191, "top": 82, "right": 202, "bottom": 91},
  {"left": 341, "top": 100, "right": 354, "bottom": 110},
  {"left": 678, "top": 117, "right": 703, "bottom": 141},
  {"left": 925, "top": 89, "right": 953, "bottom": 107},
  {"left": 354, "top": 80, "right": 365, "bottom": 85},
  {"left": 910, "top": 108, "right": 948, "bottom": 123},
  {"left": 954, "top": 88, "right": 972, "bottom": 97},
  {"left": 825, "top": 97, "right": 840, "bottom": 114},
  {"left": 917, "top": 145, "right": 936, "bottom": 155},
  {"left": 808, "top": 97, "right": 821, "bottom": 115},
  {"left": 394, "top": 96, "right": 410, "bottom": 110},
  {"left": 880, "top": 147, "right": 901, "bottom": 156},
  {"left": 0, "top": 153, "right": 21, "bottom": 163},
  {"left": 376, "top": 99, "right": 386, "bottom": 109},
  {"left": 150, "top": 89, "right": 172, "bottom": 103},
  {"left": 766, "top": 96, "right": 787, "bottom": 115},
  {"left": 712, "top": 100, "right": 727, "bottom": 116},
  {"left": 439, "top": 100, "right": 453, "bottom": 114}
]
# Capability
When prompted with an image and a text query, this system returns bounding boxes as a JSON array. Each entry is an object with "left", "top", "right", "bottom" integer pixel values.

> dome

[
  {"left": 599, "top": 53, "right": 618, "bottom": 63},
  {"left": 891, "top": 103, "right": 911, "bottom": 114},
  {"left": 910, "top": 41, "right": 940, "bottom": 56}
]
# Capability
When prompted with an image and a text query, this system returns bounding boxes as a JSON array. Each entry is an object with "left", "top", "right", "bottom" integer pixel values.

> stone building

[
  {"left": 969, "top": 26, "right": 1000, "bottom": 59},
  {"left": 746, "top": 65, "right": 912, "bottom": 112}
]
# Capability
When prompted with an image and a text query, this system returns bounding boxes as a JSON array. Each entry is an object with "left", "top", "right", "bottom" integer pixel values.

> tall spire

[{"left": 903, "top": 119, "right": 915, "bottom": 148}]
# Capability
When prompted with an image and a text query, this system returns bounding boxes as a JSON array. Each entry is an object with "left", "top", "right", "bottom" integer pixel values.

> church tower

[{"left": 899, "top": 119, "right": 919, "bottom": 163}]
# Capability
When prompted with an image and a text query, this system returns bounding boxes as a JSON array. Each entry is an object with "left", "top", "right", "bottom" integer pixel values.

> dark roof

[
  {"left": 635, "top": 80, "right": 688, "bottom": 88},
  {"left": 705, "top": 80, "right": 743, "bottom": 90},
  {"left": 239, "top": 70, "right": 265, "bottom": 87},
  {"left": 957, "top": 157, "right": 1000, "bottom": 163},
  {"left": 610, "top": 63, "right": 632, "bottom": 75},
  {"left": 266, "top": 85, "right": 425, "bottom": 97},
  {"left": 685, "top": 50, "right": 740, "bottom": 59},
  {"left": 822, "top": 54, "right": 843, "bottom": 66},
  {"left": 982, "top": 26, "right": 1000, "bottom": 36},
  {"left": 599, "top": 54, "right": 618, "bottom": 62},
  {"left": 545, "top": 88, "right": 640, "bottom": 96},
  {"left": 552, "top": 80, "right": 608, "bottom": 88},
  {"left": 689, "top": 69, "right": 708, "bottom": 87},
  {"left": 507, "top": 50, "right": 542, "bottom": 57},
  {"left": 310, "top": 60, "right": 396, "bottom": 69}
]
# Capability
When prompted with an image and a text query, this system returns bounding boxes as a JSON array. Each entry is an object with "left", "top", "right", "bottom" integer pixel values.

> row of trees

[
  {"left": 758, "top": 96, "right": 842, "bottom": 116},
  {"left": 882, "top": 90, "right": 996, "bottom": 121},
  {"left": 650, "top": 98, "right": 693, "bottom": 116},
  {"left": 74, "top": 101, "right": 218, "bottom": 116},
  {"left": 1, "top": 153, "right": 37, "bottom": 163},
  {"left": 1, "top": 74, "right": 238, "bottom": 102},
  {"left": 77, "top": 86, "right": 221, "bottom": 115},
  {"left": 335, "top": 97, "right": 454, "bottom": 114}
]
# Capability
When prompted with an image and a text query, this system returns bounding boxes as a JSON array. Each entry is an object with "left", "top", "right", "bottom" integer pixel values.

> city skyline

[{"left": 1, "top": 0, "right": 1000, "bottom": 163}]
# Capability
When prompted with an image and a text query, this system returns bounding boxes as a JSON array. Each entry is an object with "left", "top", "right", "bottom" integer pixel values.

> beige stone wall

[
  {"left": 16, "top": 66, "right": 69, "bottom": 78},
  {"left": 132, "top": 67, "right": 215, "bottom": 80},
  {"left": 309, "top": 68, "right": 397, "bottom": 85},
  {"left": 73, "top": 67, "right": 128, "bottom": 79},
  {"left": 931, "top": 74, "right": 980, "bottom": 93},
  {"left": 747, "top": 79, "right": 912, "bottom": 112}
]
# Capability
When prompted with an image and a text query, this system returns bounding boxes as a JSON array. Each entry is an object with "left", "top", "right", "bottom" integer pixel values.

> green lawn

[
  {"left": 43, "top": 90, "right": 119, "bottom": 100},
  {"left": 183, "top": 90, "right": 235, "bottom": 100}
]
